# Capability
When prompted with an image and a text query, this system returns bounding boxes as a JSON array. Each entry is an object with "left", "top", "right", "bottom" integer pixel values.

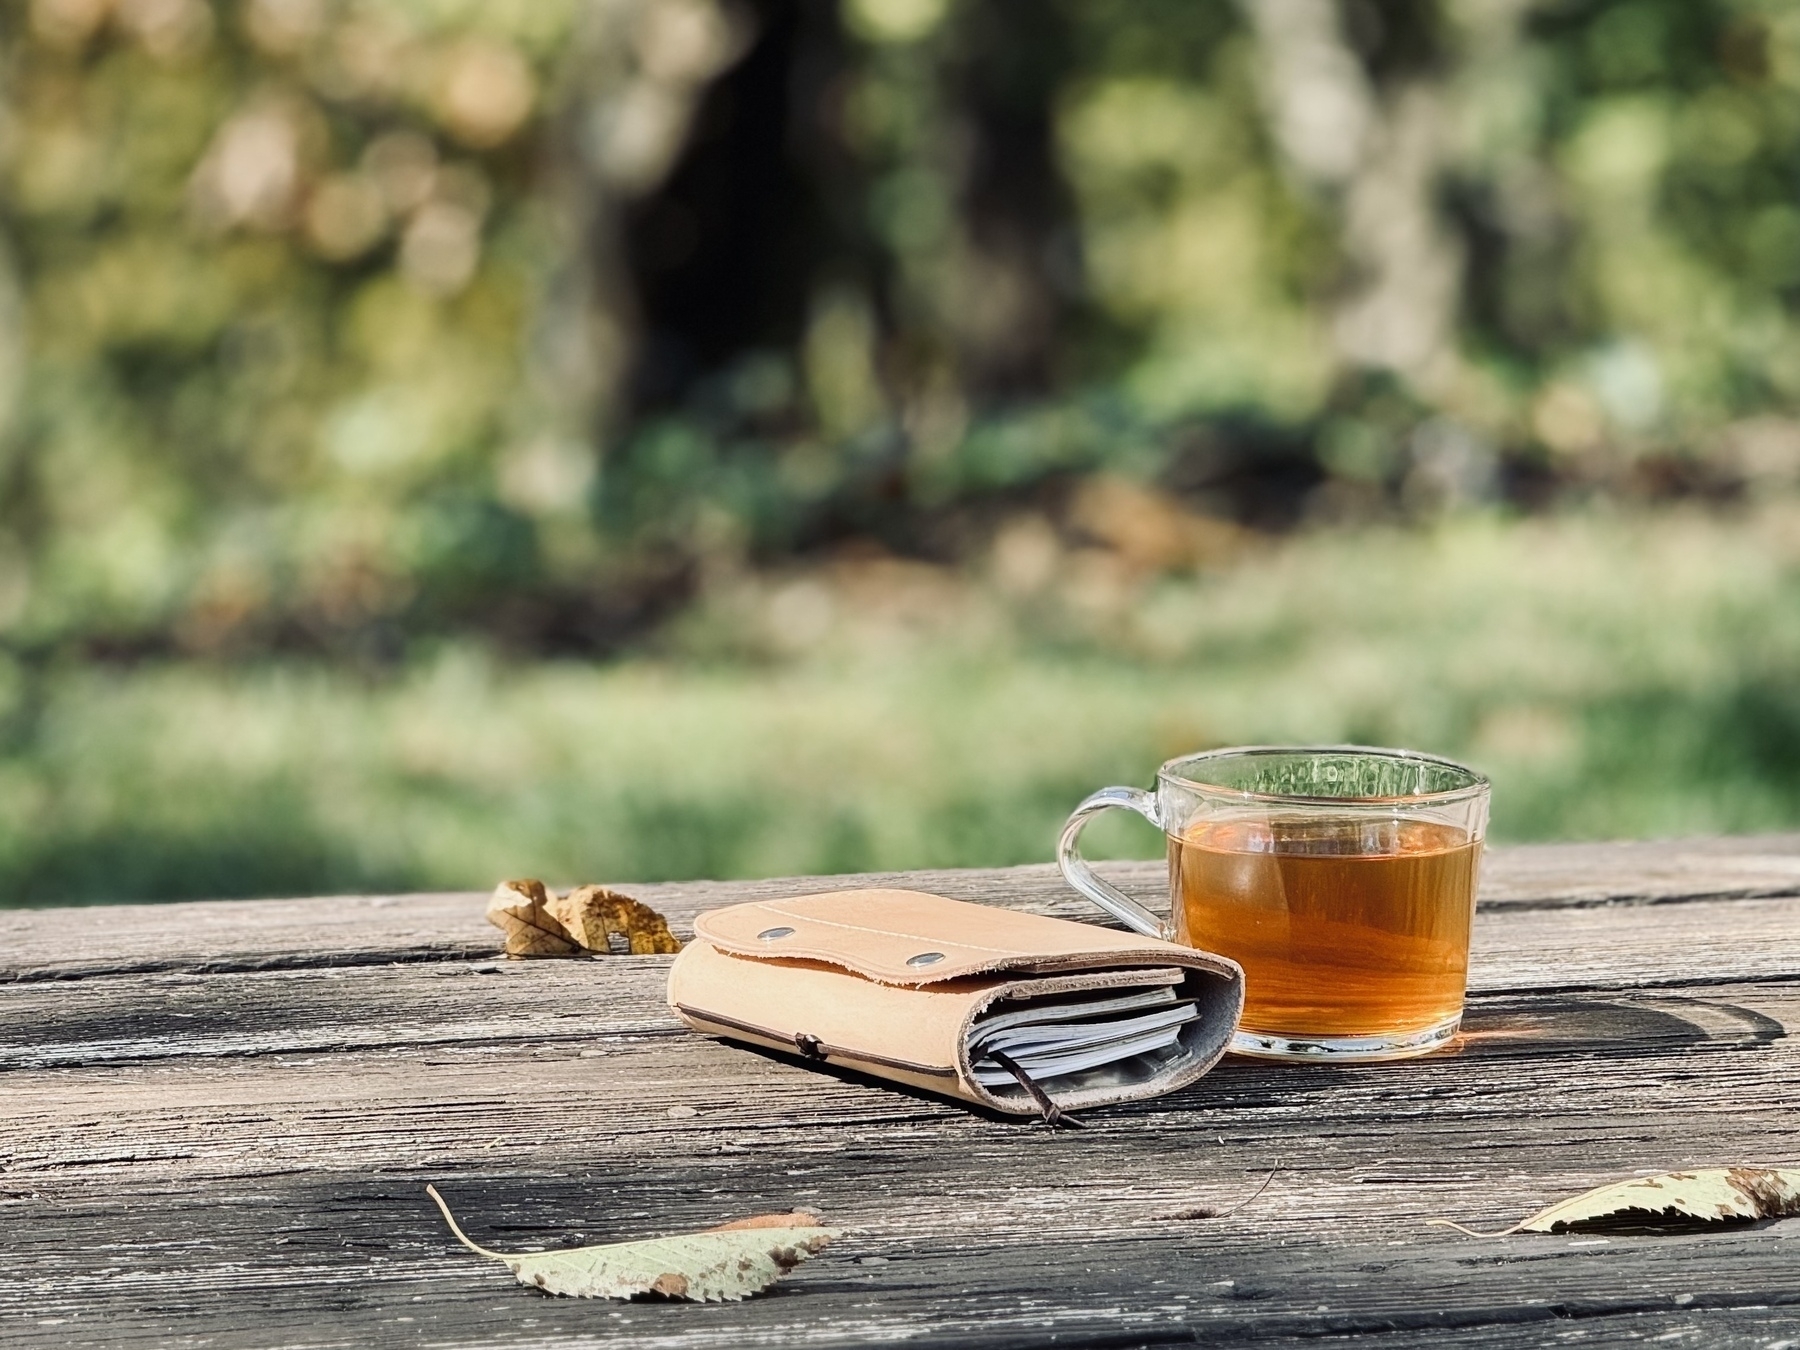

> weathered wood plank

[
  {"left": 7, "top": 1173, "right": 1800, "bottom": 1350},
  {"left": 8, "top": 986, "right": 1799, "bottom": 1184},
  {"left": 8, "top": 833, "right": 1800, "bottom": 983},
  {"left": 4, "top": 974, "right": 1798, "bottom": 1348},
  {"left": 1475, "top": 894, "right": 1800, "bottom": 992},
  {"left": 9, "top": 1167, "right": 1800, "bottom": 1350},
  {"left": 1, "top": 912, "right": 1798, "bottom": 1075},
  {"left": 6, "top": 958, "right": 1800, "bottom": 1347},
  {"left": 8, "top": 976, "right": 1797, "bottom": 1182},
  {"left": 6, "top": 891, "right": 1799, "bottom": 1077},
  {"left": 1474, "top": 831, "right": 1800, "bottom": 908},
  {"left": 6, "top": 838, "right": 1800, "bottom": 1349}
]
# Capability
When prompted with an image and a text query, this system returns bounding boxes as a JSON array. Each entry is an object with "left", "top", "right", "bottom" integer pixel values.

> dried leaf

[
  {"left": 426, "top": 1186, "right": 837, "bottom": 1301},
  {"left": 547, "top": 884, "right": 682, "bottom": 955},
  {"left": 485, "top": 879, "right": 581, "bottom": 958},
  {"left": 1432, "top": 1167, "right": 1800, "bottom": 1237}
]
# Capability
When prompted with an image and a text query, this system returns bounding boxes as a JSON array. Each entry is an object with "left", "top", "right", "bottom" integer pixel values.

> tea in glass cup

[{"left": 1058, "top": 747, "right": 1489, "bottom": 1061}]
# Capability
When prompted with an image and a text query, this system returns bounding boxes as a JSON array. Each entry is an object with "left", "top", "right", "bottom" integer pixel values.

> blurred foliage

[
  {"left": 0, "top": 0, "right": 609, "bottom": 658},
  {"left": 5, "top": 503, "right": 1800, "bottom": 904},
  {"left": 4, "top": 0, "right": 1800, "bottom": 903},
  {"left": 4, "top": 0, "right": 1800, "bottom": 660},
  {"left": 606, "top": 0, "right": 1800, "bottom": 564}
]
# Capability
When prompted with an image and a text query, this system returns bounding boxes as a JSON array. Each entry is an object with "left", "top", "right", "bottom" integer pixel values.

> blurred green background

[{"left": 4, "top": 0, "right": 1800, "bottom": 904}]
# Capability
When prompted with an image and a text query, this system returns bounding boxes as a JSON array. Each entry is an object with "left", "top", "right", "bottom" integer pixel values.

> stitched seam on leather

[
  {"left": 672, "top": 1003, "right": 960, "bottom": 1078},
  {"left": 750, "top": 900, "right": 1030, "bottom": 958}
]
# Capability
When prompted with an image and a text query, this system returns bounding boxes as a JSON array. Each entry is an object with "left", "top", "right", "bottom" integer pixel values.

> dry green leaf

[
  {"left": 1432, "top": 1167, "right": 1800, "bottom": 1237},
  {"left": 548, "top": 884, "right": 682, "bottom": 955},
  {"left": 426, "top": 1185, "right": 837, "bottom": 1300},
  {"left": 485, "top": 879, "right": 581, "bottom": 958}
]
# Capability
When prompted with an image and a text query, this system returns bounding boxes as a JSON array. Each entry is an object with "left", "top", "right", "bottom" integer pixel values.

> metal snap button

[
  {"left": 906, "top": 951, "right": 945, "bottom": 967},
  {"left": 757, "top": 926, "right": 796, "bottom": 941}
]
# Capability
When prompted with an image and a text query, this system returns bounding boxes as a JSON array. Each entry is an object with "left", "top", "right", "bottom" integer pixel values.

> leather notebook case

[{"left": 666, "top": 889, "right": 1245, "bottom": 1117}]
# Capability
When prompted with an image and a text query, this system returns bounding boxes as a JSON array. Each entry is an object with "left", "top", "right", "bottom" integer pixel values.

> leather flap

[{"left": 690, "top": 888, "right": 1209, "bottom": 986}]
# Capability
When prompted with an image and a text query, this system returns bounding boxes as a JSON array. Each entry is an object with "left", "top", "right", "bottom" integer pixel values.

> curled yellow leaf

[
  {"left": 485, "top": 879, "right": 581, "bottom": 958},
  {"left": 547, "top": 884, "right": 682, "bottom": 955}
]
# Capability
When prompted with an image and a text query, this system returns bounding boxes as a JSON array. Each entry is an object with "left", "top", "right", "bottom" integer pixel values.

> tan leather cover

[{"left": 666, "top": 889, "right": 1244, "bottom": 1116}]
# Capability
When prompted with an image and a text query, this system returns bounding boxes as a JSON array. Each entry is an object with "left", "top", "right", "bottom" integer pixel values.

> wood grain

[
  {"left": 6, "top": 976, "right": 1799, "bottom": 1345},
  {"left": 4, "top": 838, "right": 1800, "bottom": 1348},
  {"left": 7, "top": 831, "right": 1800, "bottom": 984},
  {"left": 8, "top": 887, "right": 1799, "bottom": 998}
]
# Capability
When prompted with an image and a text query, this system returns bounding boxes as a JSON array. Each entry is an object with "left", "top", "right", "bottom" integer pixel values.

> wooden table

[{"left": 6, "top": 836, "right": 1800, "bottom": 1348}]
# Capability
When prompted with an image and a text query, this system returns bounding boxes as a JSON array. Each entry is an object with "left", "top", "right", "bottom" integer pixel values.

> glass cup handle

[{"left": 1056, "top": 786, "right": 1171, "bottom": 940}]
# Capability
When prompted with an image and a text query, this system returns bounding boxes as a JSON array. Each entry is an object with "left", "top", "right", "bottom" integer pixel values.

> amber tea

[
  {"left": 1061, "top": 746, "right": 1489, "bottom": 1061},
  {"left": 1171, "top": 818, "right": 1480, "bottom": 1042}
]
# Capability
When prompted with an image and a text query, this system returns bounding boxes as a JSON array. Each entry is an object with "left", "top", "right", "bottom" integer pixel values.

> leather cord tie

[{"left": 988, "top": 1050, "right": 1084, "bottom": 1128}]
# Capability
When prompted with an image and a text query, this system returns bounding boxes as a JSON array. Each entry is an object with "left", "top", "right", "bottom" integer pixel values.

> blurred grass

[{"left": 5, "top": 502, "right": 1800, "bottom": 907}]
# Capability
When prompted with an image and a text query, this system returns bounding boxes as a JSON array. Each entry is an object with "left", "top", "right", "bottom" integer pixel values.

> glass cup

[{"left": 1057, "top": 746, "right": 1489, "bottom": 1062}]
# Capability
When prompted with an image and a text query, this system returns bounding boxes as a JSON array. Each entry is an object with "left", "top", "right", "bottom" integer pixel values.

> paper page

[
  {"left": 971, "top": 1025, "right": 1189, "bottom": 1086},
  {"left": 970, "top": 984, "right": 1180, "bottom": 1038},
  {"left": 972, "top": 1002, "right": 1197, "bottom": 1057},
  {"left": 967, "top": 978, "right": 1201, "bottom": 1088}
]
